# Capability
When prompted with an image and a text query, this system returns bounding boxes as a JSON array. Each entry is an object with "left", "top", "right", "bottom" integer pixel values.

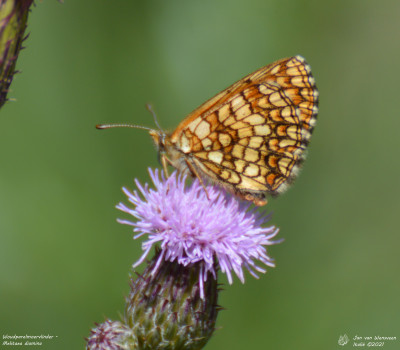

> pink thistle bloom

[{"left": 117, "top": 168, "right": 280, "bottom": 298}]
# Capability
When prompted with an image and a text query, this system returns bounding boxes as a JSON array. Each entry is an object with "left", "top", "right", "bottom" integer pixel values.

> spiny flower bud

[
  {"left": 125, "top": 252, "right": 219, "bottom": 350},
  {"left": 86, "top": 320, "right": 136, "bottom": 350}
]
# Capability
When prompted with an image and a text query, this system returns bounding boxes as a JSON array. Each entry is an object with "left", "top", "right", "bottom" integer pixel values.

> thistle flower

[
  {"left": 86, "top": 169, "right": 280, "bottom": 349},
  {"left": 117, "top": 168, "right": 280, "bottom": 299}
]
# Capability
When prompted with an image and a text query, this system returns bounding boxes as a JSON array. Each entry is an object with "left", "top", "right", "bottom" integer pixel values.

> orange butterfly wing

[{"left": 170, "top": 56, "right": 318, "bottom": 203}]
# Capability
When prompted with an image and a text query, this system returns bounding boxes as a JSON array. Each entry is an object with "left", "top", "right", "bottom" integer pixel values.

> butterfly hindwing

[{"left": 170, "top": 56, "right": 318, "bottom": 202}]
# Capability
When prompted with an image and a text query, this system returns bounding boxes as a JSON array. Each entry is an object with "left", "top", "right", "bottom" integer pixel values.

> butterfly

[{"left": 97, "top": 55, "right": 318, "bottom": 206}]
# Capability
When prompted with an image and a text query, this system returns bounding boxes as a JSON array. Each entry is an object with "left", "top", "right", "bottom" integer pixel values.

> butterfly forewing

[{"left": 169, "top": 56, "right": 318, "bottom": 204}]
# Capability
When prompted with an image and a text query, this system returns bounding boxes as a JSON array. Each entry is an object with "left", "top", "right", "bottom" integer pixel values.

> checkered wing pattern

[{"left": 170, "top": 56, "right": 318, "bottom": 204}]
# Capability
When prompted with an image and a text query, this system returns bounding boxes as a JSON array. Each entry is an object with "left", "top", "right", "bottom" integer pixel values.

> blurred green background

[{"left": 1, "top": 0, "right": 400, "bottom": 349}]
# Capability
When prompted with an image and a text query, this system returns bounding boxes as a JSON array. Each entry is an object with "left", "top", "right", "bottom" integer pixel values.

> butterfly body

[{"left": 148, "top": 56, "right": 318, "bottom": 205}]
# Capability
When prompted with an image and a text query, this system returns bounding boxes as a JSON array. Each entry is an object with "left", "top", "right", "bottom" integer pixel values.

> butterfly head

[
  {"left": 149, "top": 129, "right": 169, "bottom": 172},
  {"left": 149, "top": 129, "right": 182, "bottom": 173},
  {"left": 149, "top": 129, "right": 166, "bottom": 151}
]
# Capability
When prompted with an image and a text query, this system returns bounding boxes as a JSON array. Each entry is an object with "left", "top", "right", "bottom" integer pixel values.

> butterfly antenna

[
  {"left": 96, "top": 123, "right": 152, "bottom": 131},
  {"left": 146, "top": 103, "right": 163, "bottom": 131}
]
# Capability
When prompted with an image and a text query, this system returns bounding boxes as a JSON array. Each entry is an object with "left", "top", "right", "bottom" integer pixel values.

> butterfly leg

[
  {"left": 185, "top": 159, "right": 211, "bottom": 201},
  {"left": 160, "top": 154, "right": 171, "bottom": 177}
]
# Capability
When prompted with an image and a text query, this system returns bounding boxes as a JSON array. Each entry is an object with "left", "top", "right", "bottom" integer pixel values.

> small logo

[{"left": 338, "top": 334, "right": 349, "bottom": 346}]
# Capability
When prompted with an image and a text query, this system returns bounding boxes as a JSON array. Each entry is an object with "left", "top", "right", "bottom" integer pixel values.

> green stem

[{"left": 0, "top": 0, "right": 33, "bottom": 109}]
